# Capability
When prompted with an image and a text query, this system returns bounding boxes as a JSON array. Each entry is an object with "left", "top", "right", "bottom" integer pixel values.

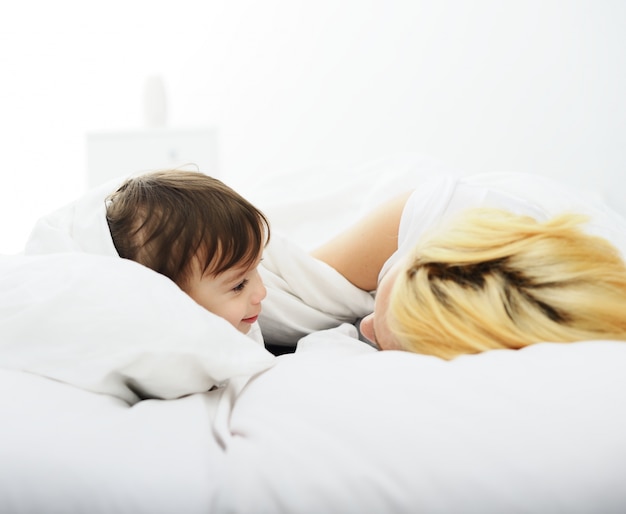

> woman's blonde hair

[{"left": 389, "top": 208, "right": 626, "bottom": 359}]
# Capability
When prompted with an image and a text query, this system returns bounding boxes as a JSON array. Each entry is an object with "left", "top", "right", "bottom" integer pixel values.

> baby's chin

[{"left": 236, "top": 322, "right": 251, "bottom": 335}]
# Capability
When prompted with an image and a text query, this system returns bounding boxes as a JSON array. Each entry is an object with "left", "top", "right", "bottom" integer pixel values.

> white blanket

[
  {"left": 24, "top": 176, "right": 124, "bottom": 256},
  {"left": 259, "top": 232, "right": 374, "bottom": 345}
]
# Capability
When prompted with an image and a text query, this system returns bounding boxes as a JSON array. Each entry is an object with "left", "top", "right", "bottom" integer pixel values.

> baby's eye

[{"left": 232, "top": 279, "right": 249, "bottom": 292}]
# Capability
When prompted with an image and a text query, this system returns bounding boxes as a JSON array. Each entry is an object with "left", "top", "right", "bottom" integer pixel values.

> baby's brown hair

[{"left": 106, "top": 170, "right": 270, "bottom": 288}]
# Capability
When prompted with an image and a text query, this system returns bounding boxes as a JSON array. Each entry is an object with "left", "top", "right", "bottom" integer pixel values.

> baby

[{"left": 106, "top": 169, "right": 270, "bottom": 336}]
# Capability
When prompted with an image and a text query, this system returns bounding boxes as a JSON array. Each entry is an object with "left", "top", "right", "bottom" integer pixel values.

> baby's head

[
  {"left": 361, "top": 208, "right": 626, "bottom": 358},
  {"left": 106, "top": 169, "right": 270, "bottom": 334}
]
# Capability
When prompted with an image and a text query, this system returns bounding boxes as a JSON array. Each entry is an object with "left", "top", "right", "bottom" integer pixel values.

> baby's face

[{"left": 183, "top": 256, "right": 266, "bottom": 334}]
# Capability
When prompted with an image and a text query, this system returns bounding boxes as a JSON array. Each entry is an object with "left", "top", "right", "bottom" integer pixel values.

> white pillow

[{"left": 0, "top": 252, "right": 275, "bottom": 404}]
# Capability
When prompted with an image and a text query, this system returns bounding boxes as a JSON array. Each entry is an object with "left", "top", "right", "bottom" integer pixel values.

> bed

[{"left": 2, "top": 155, "right": 626, "bottom": 513}]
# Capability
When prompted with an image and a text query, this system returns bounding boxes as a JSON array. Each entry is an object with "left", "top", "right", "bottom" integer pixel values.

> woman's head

[
  {"left": 362, "top": 208, "right": 626, "bottom": 359},
  {"left": 106, "top": 170, "right": 271, "bottom": 333}
]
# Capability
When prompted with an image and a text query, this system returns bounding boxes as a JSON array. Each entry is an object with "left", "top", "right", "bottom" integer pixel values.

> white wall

[{"left": 1, "top": 0, "right": 624, "bottom": 253}]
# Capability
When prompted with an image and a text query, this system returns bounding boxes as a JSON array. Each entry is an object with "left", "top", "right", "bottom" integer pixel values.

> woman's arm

[{"left": 310, "top": 191, "right": 413, "bottom": 291}]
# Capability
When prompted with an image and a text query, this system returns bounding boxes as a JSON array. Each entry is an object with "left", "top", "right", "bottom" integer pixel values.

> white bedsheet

[
  {"left": 4, "top": 325, "right": 625, "bottom": 514},
  {"left": 0, "top": 368, "right": 224, "bottom": 514},
  {"left": 218, "top": 326, "right": 626, "bottom": 513}
]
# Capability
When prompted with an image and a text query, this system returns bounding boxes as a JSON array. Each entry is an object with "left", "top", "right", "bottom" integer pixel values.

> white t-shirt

[{"left": 379, "top": 172, "right": 626, "bottom": 284}]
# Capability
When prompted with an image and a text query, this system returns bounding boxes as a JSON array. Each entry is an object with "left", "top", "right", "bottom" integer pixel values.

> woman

[{"left": 311, "top": 174, "right": 626, "bottom": 358}]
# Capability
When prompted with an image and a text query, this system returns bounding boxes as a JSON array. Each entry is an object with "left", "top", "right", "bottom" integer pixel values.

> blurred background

[{"left": 1, "top": 0, "right": 624, "bottom": 253}]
